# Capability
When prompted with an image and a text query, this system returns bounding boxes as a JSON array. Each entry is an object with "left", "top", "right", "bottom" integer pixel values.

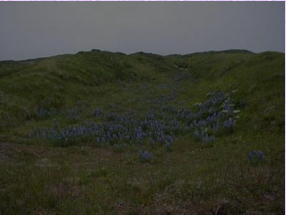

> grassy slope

[{"left": 0, "top": 50, "right": 284, "bottom": 214}]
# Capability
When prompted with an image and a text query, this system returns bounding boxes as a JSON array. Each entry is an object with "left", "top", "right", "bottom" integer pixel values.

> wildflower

[
  {"left": 248, "top": 150, "right": 263, "bottom": 160},
  {"left": 139, "top": 150, "right": 153, "bottom": 163},
  {"left": 231, "top": 89, "right": 238, "bottom": 94},
  {"left": 233, "top": 110, "right": 240, "bottom": 114}
]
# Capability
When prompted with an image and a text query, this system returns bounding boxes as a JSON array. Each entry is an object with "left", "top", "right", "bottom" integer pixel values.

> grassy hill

[{"left": 0, "top": 49, "right": 284, "bottom": 214}]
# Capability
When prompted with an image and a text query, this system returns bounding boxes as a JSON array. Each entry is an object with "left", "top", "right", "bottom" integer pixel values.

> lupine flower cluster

[
  {"left": 64, "top": 107, "right": 82, "bottom": 120},
  {"left": 37, "top": 106, "right": 82, "bottom": 121},
  {"left": 202, "top": 133, "right": 215, "bottom": 144},
  {"left": 248, "top": 150, "right": 264, "bottom": 161},
  {"left": 93, "top": 108, "right": 103, "bottom": 117},
  {"left": 189, "top": 91, "right": 239, "bottom": 143},
  {"left": 138, "top": 150, "right": 153, "bottom": 163},
  {"left": 37, "top": 107, "right": 56, "bottom": 118},
  {"left": 30, "top": 90, "right": 239, "bottom": 148},
  {"left": 29, "top": 71, "right": 240, "bottom": 151}
]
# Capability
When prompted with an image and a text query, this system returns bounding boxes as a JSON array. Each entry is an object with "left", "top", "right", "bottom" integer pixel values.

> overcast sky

[{"left": 0, "top": 2, "right": 284, "bottom": 61}]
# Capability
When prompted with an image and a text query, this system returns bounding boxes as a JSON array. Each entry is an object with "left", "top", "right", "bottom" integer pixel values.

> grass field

[{"left": 0, "top": 49, "right": 284, "bottom": 214}]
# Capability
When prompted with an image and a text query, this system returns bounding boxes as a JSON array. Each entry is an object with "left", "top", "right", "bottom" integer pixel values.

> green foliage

[{"left": 0, "top": 49, "right": 284, "bottom": 214}]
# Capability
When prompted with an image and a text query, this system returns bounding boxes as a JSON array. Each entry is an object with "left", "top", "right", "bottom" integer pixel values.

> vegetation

[{"left": 0, "top": 49, "right": 284, "bottom": 214}]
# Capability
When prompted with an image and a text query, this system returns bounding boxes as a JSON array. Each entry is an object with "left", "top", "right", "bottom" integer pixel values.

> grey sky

[{"left": 0, "top": 2, "right": 284, "bottom": 61}]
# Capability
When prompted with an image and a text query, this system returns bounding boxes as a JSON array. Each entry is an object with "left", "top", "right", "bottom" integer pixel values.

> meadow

[{"left": 0, "top": 49, "right": 284, "bottom": 214}]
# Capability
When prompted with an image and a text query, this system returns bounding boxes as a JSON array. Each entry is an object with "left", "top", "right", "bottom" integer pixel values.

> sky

[{"left": 0, "top": 2, "right": 285, "bottom": 61}]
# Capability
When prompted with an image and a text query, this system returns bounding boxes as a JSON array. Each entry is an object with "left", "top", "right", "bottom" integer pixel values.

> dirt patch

[
  {"left": 0, "top": 142, "right": 25, "bottom": 162},
  {"left": 0, "top": 142, "right": 48, "bottom": 163}
]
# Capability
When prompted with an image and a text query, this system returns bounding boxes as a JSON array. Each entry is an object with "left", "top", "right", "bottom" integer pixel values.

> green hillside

[{"left": 0, "top": 49, "right": 284, "bottom": 214}]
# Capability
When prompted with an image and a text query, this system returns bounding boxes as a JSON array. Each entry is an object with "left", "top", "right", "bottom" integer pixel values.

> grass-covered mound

[{"left": 0, "top": 49, "right": 284, "bottom": 214}]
